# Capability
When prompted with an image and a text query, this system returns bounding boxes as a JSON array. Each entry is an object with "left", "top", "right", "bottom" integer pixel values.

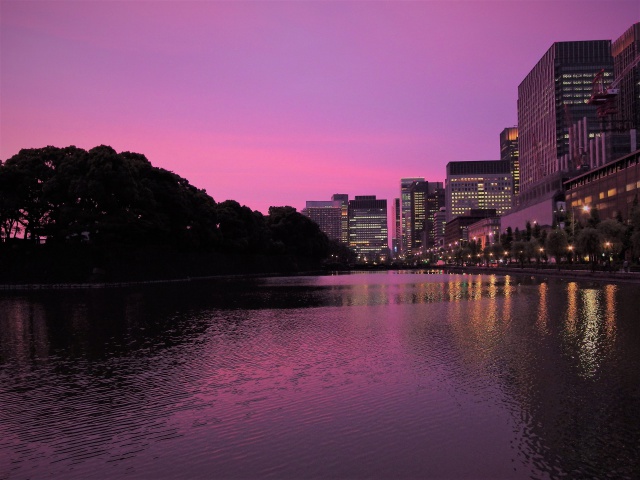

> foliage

[
  {"left": 267, "top": 206, "right": 330, "bottom": 259},
  {"left": 0, "top": 146, "right": 334, "bottom": 281},
  {"left": 576, "top": 227, "right": 602, "bottom": 262},
  {"left": 545, "top": 229, "right": 569, "bottom": 264}
]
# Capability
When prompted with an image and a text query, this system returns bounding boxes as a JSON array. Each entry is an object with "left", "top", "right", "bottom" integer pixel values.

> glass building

[
  {"left": 400, "top": 177, "right": 424, "bottom": 254},
  {"left": 445, "top": 160, "right": 513, "bottom": 222},
  {"left": 500, "top": 127, "right": 520, "bottom": 197},
  {"left": 517, "top": 41, "right": 613, "bottom": 195},
  {"left": 348, "top": 196, "right": 388, "bottom": 261},
  {"left": 612, "top": 23, "right": 640, "bottom": 155}
]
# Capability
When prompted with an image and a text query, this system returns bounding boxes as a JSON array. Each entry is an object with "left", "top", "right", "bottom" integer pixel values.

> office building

[
  {"left": 468, "top": 216, "right": 502, "bottom": 250},
  {"left": 564, "top": 148, "right": 640, "bottom": 223},
  {"left": 408, "top": 181, "right": 429, "bottom": 254},
  {"left": 348, "top": 196, "right": 388, "bottom": 261},
  {"left": 302, "top": 194, "right": 348, "bottom": 244},
  {"left": 612, "top": 23, "right": 640, "bottom": 156},
  {"left": 500, "top": 127, "right": 520, "bottom": 197},
  {"left": 425, "top": 186, "right": 445, "bottom": 248},
  {"left": 392, "top": 197, "right": 401, "bottom": 256},
  {"left": 433, "top": 207, "right": 447, "bottom": 249},
  {"left": 518, "top": 40, "right": 613, "bottom": 198},
  {"left": 445, "top": 160, "right": 513, "bottom": 222},
  {"left": 400, "top": 177, "right": 424, "bottom": 254},
  {"left": 444, "top": 209, "right": 497, "bottom": 247}
]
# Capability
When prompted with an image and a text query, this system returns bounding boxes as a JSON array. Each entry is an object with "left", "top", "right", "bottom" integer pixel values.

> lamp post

[{"left": 572, "top": 204, "right": 591, "bottom": 238}]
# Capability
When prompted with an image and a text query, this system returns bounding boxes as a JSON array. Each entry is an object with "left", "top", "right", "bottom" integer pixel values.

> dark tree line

[{"left": 0, "top": 146, "right": 330, "bottom": 281}]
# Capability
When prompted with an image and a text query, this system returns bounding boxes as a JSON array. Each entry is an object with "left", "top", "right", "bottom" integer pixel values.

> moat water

[{"left": 1, "top": 271, "right": 639, "bottom": 479}]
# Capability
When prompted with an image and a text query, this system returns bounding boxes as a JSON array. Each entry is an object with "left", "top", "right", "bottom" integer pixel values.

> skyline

[{"left": 1, "top": 1, "right": 638, "bottom": 214}]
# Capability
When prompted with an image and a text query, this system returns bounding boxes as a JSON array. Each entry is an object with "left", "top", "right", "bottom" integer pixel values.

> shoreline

[
  {"left": 444, "top": 265, "right": 640, "bottom": 285},
  {"left": 2, "top": 266, "right": 640, "bottom": 291}
]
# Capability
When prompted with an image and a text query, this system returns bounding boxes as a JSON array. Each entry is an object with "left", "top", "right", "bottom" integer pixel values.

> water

[{"left": 1, "top": 271, "right": 639, "bottom": 479}]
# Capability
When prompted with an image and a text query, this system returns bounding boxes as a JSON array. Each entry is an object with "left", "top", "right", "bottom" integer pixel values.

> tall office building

[
  {"left": 400, "top": 177, "right": 424, "bottom": 254},
  {"left": 331, "top": 194, "right": 349, "bottom": 244},
  {"left": 445, "top": 160, "right": 513, "bottom": 222},
  {"left": 425, "top": 187, "right": 445, "bottom": 248},
  {"left": 302, "top": 194, "right": 348, "bottom": 244},
  {"left": 407, "top": 181, "right": 444, "bottom": 254},
  {"left": 408, "top": 181, "right": 429, "bottom": 254},
  {"left": 348, "top": 196, "right": 388, "bottom": 261},
  {"left": 433, "top": 207, "right": 447, "bottom": 249},
  {"left": 518, "top": 41, "right": 613, "bottom": 196},
  {"left": 392, "top": 197, "right": 401, "bottom": 256},
  {"left": 500, "top": 127, "right": 520, "bottom": 197},
  {"left": 612, "top": 23, "right": 640, "bottom": 152}
]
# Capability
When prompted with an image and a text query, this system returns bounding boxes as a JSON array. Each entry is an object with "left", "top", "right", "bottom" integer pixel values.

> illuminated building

[
  {"left": 500, "top": 127, "right": 520, "bottom": 198},
  {"left": 444, "top": 209, "right": 497, "bottom": 246},
  {"left": 400, "top": 177, "right": 424, "bottom": 254},
  {"left": 433, "top": 207, "right": 447, "bottom": 248},
  {"left": 468, "top": 216, "right": 501, "bottom": 250},
  {"left": 392, "top": 197, "right": 400, "bottom": 256},
  {"left": 348, "top": 195, "right": 388, "bottom": 261},
  {"left": 564, "top": 148, "right": 640, "bottom": 222},
  {"left": 425, "top": 186, "right": 445, "bottom": 249},
  {"left": 612, "top": 23, "right": 640, "bottom": 157},
  {"left": 303, "top": 194, "right": 348, "bottom": 244},
  {"left": 445, "top": 160, "right": 513, "bottom": 222},
  {"left": 518, "top": 40, "right": 613, "bottom": 197}
]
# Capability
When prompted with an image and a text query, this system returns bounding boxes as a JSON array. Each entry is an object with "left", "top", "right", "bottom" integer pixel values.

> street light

[{"left": 571, "top": 204, "right": 591, "bottom": 237}]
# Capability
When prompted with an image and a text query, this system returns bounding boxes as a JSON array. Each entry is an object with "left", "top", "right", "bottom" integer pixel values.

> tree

[
  {"left": 267, "top": 206, "right": 329, "bottom": 259},
  {"left": 576, "top": 227, "right": 602, "bottom": 268},
  {"left": 597, "top": 218, "right": 625, "bottom": 262},
  {"left": 545, "top": 229, "right": 569, "bottom": 266}
]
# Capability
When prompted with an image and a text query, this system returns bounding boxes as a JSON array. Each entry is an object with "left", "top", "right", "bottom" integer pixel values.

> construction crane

[{"left": 588, "top": 54, "right": 640, "bottom": 117}]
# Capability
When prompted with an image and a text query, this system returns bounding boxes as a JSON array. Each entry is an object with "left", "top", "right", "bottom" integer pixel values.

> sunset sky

[{"left": 1, "top": 1, "right": 638, "bottom": 214}]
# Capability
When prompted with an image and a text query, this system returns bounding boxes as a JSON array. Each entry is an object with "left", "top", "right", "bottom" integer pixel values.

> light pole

[{"left": 572, "top": 204, "right": 591, "bottom": 238}]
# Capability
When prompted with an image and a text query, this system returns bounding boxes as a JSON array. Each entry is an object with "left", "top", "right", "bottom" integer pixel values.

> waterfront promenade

[{"left": 446, "top": 265, "right": 640, "bottom": 285}]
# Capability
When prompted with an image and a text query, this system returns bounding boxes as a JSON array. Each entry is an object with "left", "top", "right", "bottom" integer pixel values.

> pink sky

[{"left": 1, "top": 1, "right": 638, "bottom": 215}]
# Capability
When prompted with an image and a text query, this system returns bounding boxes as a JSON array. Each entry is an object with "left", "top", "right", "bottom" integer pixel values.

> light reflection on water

[{"left": 0, "top": 271, "right": 639, "bottom": 479}]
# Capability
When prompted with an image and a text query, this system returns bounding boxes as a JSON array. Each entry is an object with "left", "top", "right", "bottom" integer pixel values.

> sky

[{"left": 1, "top": 0, "right": 639, "bottom": 215}]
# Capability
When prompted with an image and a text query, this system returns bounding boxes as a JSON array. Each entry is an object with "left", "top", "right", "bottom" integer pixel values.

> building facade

[
  {"left": 400, "top": 177, "right": 424, "bottom": 254},
  {"left": 426, "top": 187, "right": 445, "bottom": 249},
  {"left": 348, "top": 196, "right": 389, "bottom": 261},
  {"left": 445, "top": 160, "right": 513, "bottom": 222},
  {"left": 302, "top": 194, "right": 348, "bottom": 244},
  {"left": 612, "top": 23, "right": 640, "bottom": 157},
  {"left": 500, "top": 127, "right": 520, "bottom": 197},
  {"left": 517, "top": 40, "right": 613, "bottom": 197},
  {"left": 392, "top": 197, "right": 401, "bottom": 257},
  {"left": 444, "top": 209, "right": 497, "bottom": 247},
  {"left": 468, "top": 217, "right": 502, "bottom": 250},
  {"left": 564, "top": 148, "right": 640, "bottom": 223},
  {"left": 433, "top": 207, "right": 447, "bottom": 249}
]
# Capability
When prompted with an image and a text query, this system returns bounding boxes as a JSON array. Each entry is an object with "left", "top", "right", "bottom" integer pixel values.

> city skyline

[{"left": 1, "top": 1, "right": 638, "bottom": 214}]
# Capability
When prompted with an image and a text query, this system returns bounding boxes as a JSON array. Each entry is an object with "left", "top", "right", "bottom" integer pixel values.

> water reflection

[{"left": 0, "top": 273, "right": 639, "bottom": 479}]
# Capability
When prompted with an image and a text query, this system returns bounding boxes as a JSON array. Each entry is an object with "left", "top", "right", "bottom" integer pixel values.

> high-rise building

[
  {"left": 425, "top": 187, "right": 445, "bottom": 248},
  {"left": 500, "top": 127, "right": 520, "bottom": 197},
  {"left": 517, "top": 40, "right": 613, "bottom": 196},
  {"left": 348, "top": 195, "right": 388, "bottom": 261},
  {"left": 408, "top": 181, "right": 429, "bottom": 254},
  {"left": 445, "top": 160, "right": 513, "bottom": 222},
  {"left": 433, "top": 207, "right": 447, "bottom": 249},
  {"left": 331, "top": 194, "right": 349, "bottom": 244},
  {"left": 392, "top": 197, "right": 401, "bottom": 256},
  {"left": 400, "top": 177, "right": 424, "bottom": 254},
  {"left": 302, "top": 194, "right": 348, "bottom": 244},
  {"left": 612, "top": 23, "right": 640, "bottom": 153}
]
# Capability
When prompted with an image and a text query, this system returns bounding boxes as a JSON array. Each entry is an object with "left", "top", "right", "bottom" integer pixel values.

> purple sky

[{"left": 1, "top": 1, "right": 638, "bottom": 215}]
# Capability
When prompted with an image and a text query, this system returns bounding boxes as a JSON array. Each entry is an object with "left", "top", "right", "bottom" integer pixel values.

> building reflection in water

[{"left": 536, "top": 282, "right": 549, "bottom": 336}]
